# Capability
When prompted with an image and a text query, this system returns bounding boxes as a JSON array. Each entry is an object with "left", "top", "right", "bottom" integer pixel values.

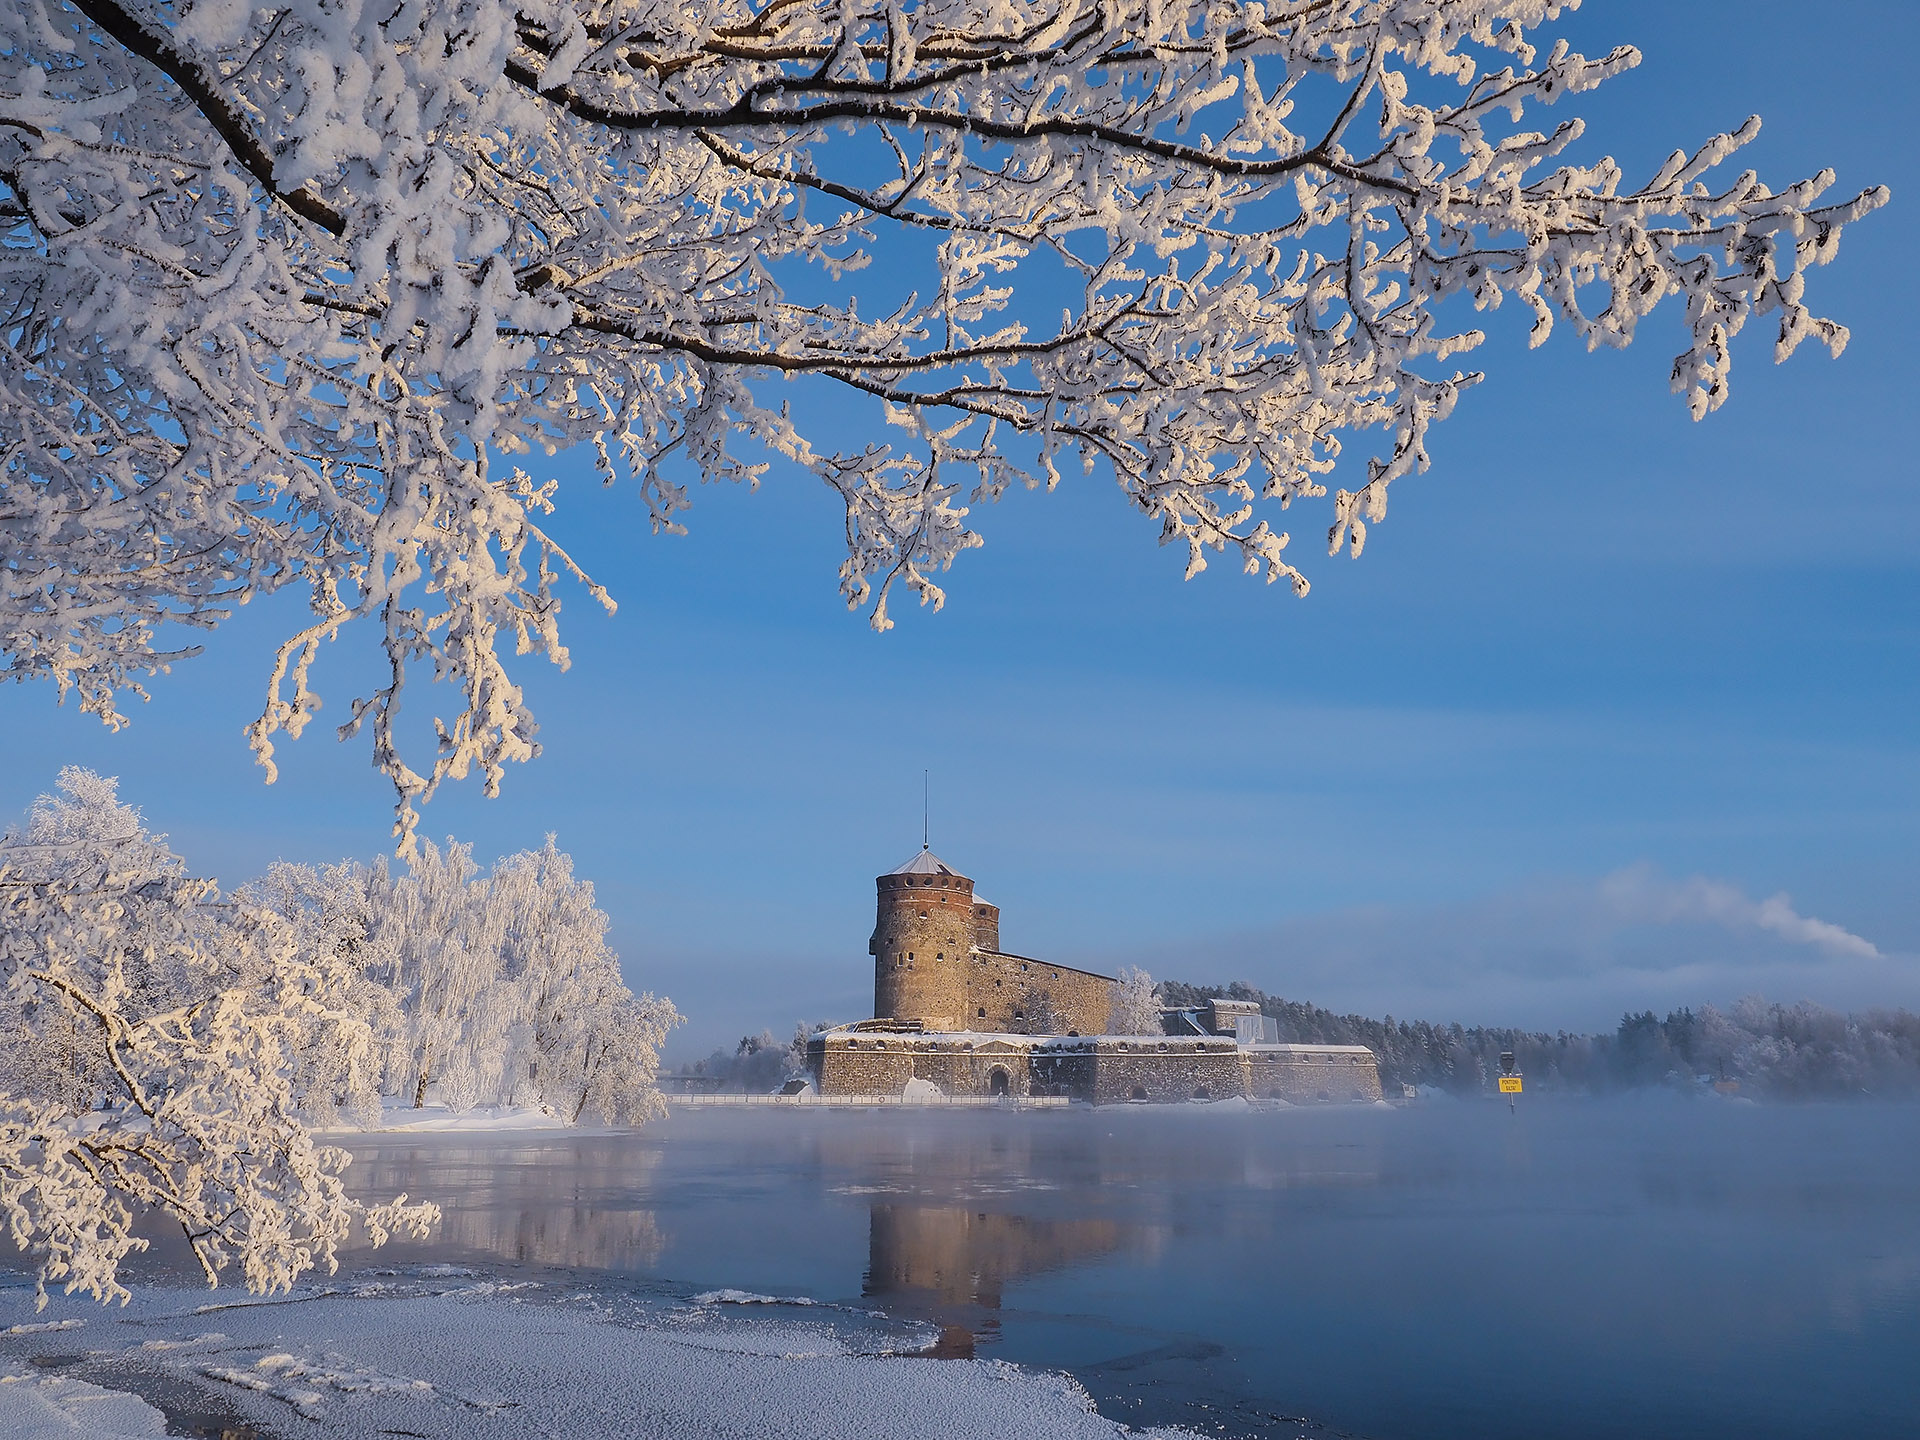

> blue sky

[{"left": 4, "top": 0, "right": 1914, "bottom": 1059}]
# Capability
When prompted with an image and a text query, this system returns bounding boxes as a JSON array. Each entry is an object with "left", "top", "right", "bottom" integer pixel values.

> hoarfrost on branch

[
  {"left": 0, "top": 769, "right": 438, "bottom": 1308},
  {"left": 0, "top": 0, "right": 1887, "bottom": 844}
]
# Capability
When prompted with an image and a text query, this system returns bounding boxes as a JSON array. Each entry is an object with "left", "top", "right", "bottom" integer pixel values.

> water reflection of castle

[
  {"left": 865, "top": 1206, "right": 1129, "bottom": 1310},
  {"left": 809, "top": 851, "right": 1383, "bottom": 1104}
]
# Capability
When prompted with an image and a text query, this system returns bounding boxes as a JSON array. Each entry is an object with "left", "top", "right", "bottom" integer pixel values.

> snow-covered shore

[
  {"left": 0, "top": 1270, "right": 1194, "bottom": 1439},
  {"left": 314, "top": 1101, "right": 574, "bottom": 1134}
]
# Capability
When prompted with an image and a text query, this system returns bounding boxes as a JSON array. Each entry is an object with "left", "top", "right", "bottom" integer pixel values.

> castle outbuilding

[{"left": 812, "top": 850, "right": 1383, "bottom": 1104}]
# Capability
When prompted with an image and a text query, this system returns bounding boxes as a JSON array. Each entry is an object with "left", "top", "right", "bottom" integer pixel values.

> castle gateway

[{"left": 809, "top": 850, "right": 1382, "bottom": 1104}]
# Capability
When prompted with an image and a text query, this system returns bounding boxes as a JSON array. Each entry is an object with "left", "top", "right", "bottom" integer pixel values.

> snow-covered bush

[
  {"left": 0, "top": 770, "right": 436, "bottom": 1307},
  {"left": 0, "top": 0, "right": 1887, "bottom": 845}
]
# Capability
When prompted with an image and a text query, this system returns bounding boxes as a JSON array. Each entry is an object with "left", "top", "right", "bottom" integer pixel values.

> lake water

[{"left": 311, "top": 1097, "right": 1920, "bottom": 1440}]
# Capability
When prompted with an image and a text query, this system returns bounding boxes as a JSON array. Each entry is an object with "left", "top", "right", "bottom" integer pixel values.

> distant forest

[{"left": 1159, "top": 982, "right": 1920, "bottom": 1100}]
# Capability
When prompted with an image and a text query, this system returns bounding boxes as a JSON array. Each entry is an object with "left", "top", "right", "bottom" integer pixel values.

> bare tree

[{"left": 0, "top": 0, "right": 1886, "bottom": 845}]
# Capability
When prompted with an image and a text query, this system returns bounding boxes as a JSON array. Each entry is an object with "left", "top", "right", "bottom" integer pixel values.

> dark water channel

[{"left": 272, "top": 1101, "right": 1920, "bottom": 1437}]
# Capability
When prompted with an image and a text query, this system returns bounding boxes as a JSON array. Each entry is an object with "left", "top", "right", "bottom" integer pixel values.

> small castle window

[{"left": 978, "top": 1007, "right": 986, "bottom": 1018}]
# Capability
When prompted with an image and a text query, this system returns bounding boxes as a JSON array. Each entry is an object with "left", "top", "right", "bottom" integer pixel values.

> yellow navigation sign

[{"left": 1498, "top": 1076, "right": 1523, "bottom": 1094}]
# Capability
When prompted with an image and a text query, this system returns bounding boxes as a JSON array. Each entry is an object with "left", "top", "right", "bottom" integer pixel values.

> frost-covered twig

[
  {"left": 0, "top": 769, "right": 438, "bottom": 1307},
  {"left": 0, "top": 0, "right": 1887, "bottom": 845}
]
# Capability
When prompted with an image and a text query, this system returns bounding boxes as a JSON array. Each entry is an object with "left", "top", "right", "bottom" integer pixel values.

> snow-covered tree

[
  {"left": 1110, "top": 966, "right": 1163, "bottom": 1035},
  {"left": 240, "top": 859, "right": 406, "bottom": 1126},
  {"left": 0, "top": 770, "right": 436, "bottom": 1307},
  {"left": 0, "top": 0, "right": 1887, "bottom": 844},
  {"left": 265, "top": 836, "right": 682, "bottom": 1120}
]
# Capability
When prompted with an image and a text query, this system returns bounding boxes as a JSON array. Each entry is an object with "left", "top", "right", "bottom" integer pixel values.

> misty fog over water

[{"left": 137, "top": 1101, "right": 1920, "bottom": 1438}]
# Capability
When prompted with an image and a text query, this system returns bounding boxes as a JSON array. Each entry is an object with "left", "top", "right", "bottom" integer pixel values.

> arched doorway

[
  {"left": 1193, "top": 1086, "right": 1211, "bottom": 1102},
  {"left": 1130, "top": 1085, "right": 1149, "bottom": 1102},
  {"left": 987, "top": 1067, "right": 1011, "bottom": 1097}
]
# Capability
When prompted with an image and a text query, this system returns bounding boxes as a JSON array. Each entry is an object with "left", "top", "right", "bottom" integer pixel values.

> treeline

[
  {"left": 1158, "top": 981, "right": 1920, "bottom": 1099},
  {"left": 681, "top": 1023, "right": 839, "bottom": 1092}
]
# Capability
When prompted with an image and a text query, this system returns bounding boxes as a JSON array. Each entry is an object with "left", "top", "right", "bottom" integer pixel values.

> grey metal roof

[{"left": 888, "top": 847, "right": 966, "bottom": 877}]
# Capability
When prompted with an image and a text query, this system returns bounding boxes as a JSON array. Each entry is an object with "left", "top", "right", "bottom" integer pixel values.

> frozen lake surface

[
  {"left": 338, "top": 1097, "right": 1920, "bottom": 1439},
  {"left": 6, "top": 1097, "right": 1918, "bottom": 1438}
]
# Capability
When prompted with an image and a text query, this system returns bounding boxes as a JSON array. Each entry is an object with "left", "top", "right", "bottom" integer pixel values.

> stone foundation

[{"left": 809, "top": 1031, "right": 1383, "bottom": 1104}]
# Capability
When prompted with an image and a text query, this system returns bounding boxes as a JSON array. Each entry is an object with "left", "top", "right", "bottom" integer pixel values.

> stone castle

[{"left": 809, "top": 849, "right": 1383, "bottom": 1104}]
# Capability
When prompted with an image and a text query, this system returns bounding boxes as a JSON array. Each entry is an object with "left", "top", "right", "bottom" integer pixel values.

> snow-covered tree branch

[
  {"left": 0, "top": 0, "right": 1887, "bottom": 844},
  {"left": 0, "top": 769, "right": 437, "bottom": 1308}
]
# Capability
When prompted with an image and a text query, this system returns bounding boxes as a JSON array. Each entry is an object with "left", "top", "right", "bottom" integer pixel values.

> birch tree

[
  {"left": 0, "top": 0, "right": 1888, "bottom": 845},
  {"left": 0, "top": 770, "right": 436, "bottom": 1307}
]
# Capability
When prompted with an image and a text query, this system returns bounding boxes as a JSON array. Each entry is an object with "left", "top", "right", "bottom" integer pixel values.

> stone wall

[
  {"left": 811, "top": 1031, "right": 1385, "bottom": 1104},
  {"left": 1030, "top": 1037, "right": 1247, "bottom": 1102},
  {"left": 810, "top": 1032, "right": 1038, "bottom": 1098},
  {"left": 870, "top": 871, "right": 976, "bottom": 1030},
  {"left": 1246, "top": 1045, "right": 1383, "bottom": 1103},
  {"left": 966, "top": 952, "right": 1115, "bottom": 1035},
  {"left": 811, "top": 1032, "right": 918, "bottom": 1096}
]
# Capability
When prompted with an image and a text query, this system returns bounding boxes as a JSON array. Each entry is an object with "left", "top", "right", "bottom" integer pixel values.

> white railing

[{"left": 666, "top": 1092, "right": 1071, "bottom": 1108}]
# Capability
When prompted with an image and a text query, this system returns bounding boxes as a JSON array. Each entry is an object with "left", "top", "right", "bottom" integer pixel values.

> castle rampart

[{"left": 809, "top": 1031, "right": 1384, "bottom": 1104}]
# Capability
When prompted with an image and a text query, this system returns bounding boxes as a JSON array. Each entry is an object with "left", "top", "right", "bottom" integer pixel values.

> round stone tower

[{"left": 869, "top": 849, "right": 975, "bottom": 1030}]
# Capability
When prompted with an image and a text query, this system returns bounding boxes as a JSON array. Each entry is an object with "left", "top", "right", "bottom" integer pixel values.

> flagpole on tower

[{"left": 923, "top": 769, "right": 929, "bottom": 852}]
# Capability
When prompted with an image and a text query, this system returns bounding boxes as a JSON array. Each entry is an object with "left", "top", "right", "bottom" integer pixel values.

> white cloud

[
  {"left": 1094, "top": 864, "right": 1908, "bottom": 1032},
  {"left": 1597, "top": 864, "right": 1882, "bottom": 960}
]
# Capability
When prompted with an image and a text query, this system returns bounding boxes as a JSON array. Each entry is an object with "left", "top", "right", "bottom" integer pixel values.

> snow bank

[
  {"left": 0, "top": 1279, "right": 1196, "bottom": 1439},
  {"left": 0, "top": 1366, "right": 168, "bottom": 1439},
  {"left": 318, "top": 1102, "right": 571, "bottom": 1134}
]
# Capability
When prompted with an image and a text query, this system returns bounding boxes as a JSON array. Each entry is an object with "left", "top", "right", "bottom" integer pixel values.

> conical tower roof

[{"left": 888, "top": 847, "right": 967, "bottom": 879}]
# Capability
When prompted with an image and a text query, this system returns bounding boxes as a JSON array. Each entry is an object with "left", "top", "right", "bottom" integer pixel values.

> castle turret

[
  {"left": 970, "top": 896, "right": 1000, "bottom": 955},
  {"left": 870, "top": 849, "right": 975, "bottom": 1029}
]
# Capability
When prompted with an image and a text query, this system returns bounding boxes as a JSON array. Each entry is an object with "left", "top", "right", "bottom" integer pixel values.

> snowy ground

[
  {"left": 314, "top": 1101, "right": 573, "bottom": 1133},
  {"left": 0, "top": 1268, "right": 1196, "bottom": 1439}
]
